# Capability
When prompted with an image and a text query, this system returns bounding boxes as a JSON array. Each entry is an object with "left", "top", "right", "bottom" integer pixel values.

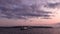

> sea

[{"left": 0, "top": 27, "right": 60, "bottom": 34}]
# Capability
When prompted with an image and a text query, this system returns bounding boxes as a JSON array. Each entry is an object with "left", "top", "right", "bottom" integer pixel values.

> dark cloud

[
  {"left": 41, "top": 17, "right": 52, "bottom": 19},
  {"left": 46, "top": 2, "right": 60, "bottom": 8},
  {"left": 0, "top": 0, "right": 53, "bottom": 19},
  {"left": 0, "top": 7, "right": 52, "bottom": 19}
]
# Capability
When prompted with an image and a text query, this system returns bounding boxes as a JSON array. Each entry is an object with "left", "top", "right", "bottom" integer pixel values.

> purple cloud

[
  {"left": 45, "top": 2, "right": 60, "bottom": 8},
  {"left": 0, "top": 0, "right": 53, "bottom": 19}
]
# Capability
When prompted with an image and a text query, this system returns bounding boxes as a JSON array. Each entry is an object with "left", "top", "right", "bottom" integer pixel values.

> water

[{"left": 0, "top": 28, "right": 60, "bottom": 34}]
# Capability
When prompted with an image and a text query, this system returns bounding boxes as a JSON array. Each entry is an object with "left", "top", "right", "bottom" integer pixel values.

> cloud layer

[{"left": 0, "top": 0, "right": 54, "bottom": 19}]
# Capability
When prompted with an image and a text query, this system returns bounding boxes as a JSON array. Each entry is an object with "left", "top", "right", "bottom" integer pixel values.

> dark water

[{"left": 0, "top": 28, "right": 60, "bottom": 34}]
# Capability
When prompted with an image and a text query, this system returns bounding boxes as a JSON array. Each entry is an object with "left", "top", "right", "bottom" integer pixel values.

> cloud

[
  {"left": 0, "top": 7, "right": 52, "bottom": 19},
  {"left": 46, "top": 2, "right": 60, "bottom": 8},
  {"left": 41, "top": 17, "right": 52, "bottom": 19},
  {"left": 0, "top": 0, "right": 53, "bottom": 19}
]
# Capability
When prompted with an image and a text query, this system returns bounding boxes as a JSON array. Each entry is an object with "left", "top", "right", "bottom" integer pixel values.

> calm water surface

[{"left": 0, "top": 28, "right": 60, "bottom": 34}]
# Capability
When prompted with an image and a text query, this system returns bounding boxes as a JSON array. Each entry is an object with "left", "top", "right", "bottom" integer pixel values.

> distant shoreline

[{"left": 0, "top": 26, "right": 53, "bottom": 28}]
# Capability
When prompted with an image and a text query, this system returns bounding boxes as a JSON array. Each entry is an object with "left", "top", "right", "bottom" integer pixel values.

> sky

[{"left": 0, "top": 0, "right": 60, "bottom": 26}]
